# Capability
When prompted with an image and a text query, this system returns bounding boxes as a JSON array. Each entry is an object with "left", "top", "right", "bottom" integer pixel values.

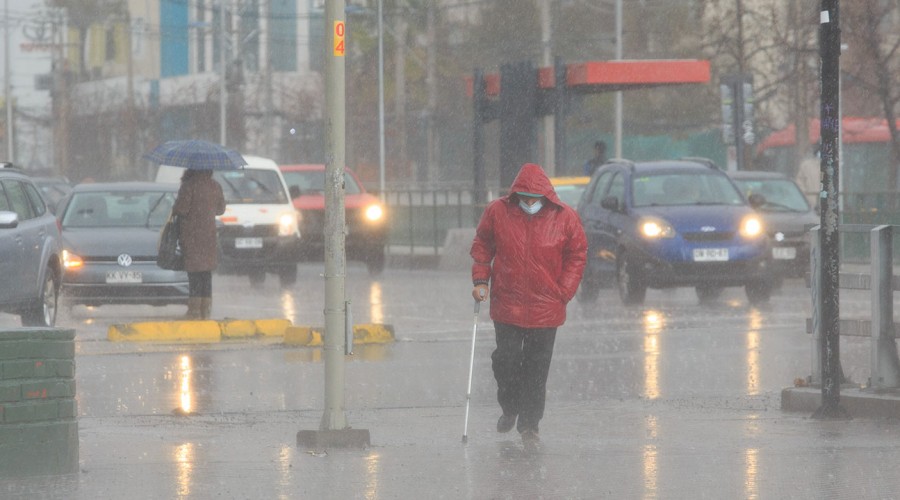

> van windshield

[{"left": 214, "top": 170, "right": 288, "bottom": 204}]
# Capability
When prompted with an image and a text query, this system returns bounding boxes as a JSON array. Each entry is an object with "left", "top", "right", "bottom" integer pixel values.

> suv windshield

[
  {"left": 215, "top": 169, "right": 289, "bottom": 204},
  {"left": 632, "top": 173, "right": 745, "bottom": 207}
]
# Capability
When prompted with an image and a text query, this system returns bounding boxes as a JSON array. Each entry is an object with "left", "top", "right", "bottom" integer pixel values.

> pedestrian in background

[
  {"left": 470, "top": 162, "right": 587, "bottom": 445},
  {"left": 583, "top": 140, "right": 607, "bottom": 176},
  {"left": 173, "top": 169, "right": 226, "bottom": 319}
]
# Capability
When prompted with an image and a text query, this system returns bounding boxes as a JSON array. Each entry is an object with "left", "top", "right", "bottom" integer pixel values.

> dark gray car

[
  {"left": 55, "top": 182, "right": 189, "bottom": 308},
  {"left": 0, "top": 166, "right": 63, "bottom": 326},
  {"left": 729, "top": 170, "right": 818, "bottom": 279}
]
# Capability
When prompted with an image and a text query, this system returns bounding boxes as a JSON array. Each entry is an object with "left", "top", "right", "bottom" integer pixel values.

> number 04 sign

[{"left": 333, "top": 21, "right": 345, "bottom": 57}]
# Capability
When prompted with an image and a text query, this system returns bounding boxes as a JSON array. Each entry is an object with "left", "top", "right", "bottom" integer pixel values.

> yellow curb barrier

[
  {"left": 108, "top": 320, "right": 222, "bottom": 342},
  {"left": 283, "top": 324, "right": 394, "bottom": 346},
  {"left": 108, "top": 318, "right": 295, "bottom": 342}
]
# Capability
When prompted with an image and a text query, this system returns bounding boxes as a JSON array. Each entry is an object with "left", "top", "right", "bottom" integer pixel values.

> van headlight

[
  {"left": 278, "top": 212, "right": 298, "bottom": 236},
  {"left": 364, "top": 204, "right": 385, "bottom": 223},
  {"left": 740, "top": 215, "right": 763, "bottom": 238},
  {"left": 639, "top": 217, "right": 675, "bottom": 239}
]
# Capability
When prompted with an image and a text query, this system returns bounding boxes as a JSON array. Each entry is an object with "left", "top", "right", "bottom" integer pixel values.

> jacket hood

[{"left": 507, "top": 163, "right": 563, "bottom": 207}]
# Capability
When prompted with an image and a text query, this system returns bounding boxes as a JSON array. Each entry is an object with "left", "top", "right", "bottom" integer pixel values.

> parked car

[
  {"left": 729, "top": 170, "right": 818, "bottom": 280},
  {"left": 0, "top": 165, "right": 63, "bottom": 326},
  {"left": 156, "top": 155, "right": 302, "bottom": 287},
  {"left": 576, "top": 159, "right": 774, "bottom": 305},
  {"left": 32, "top": 176, "right": 73, "bottom": 213},
  {"left": 550, "top": 175, "right": 591, "bottom": 208},
  {"left": 279, "top": 164, "right": 388, "bottom": 275},
  {"left": 54, "top": 182, "right": 189, "bottom": 308}
]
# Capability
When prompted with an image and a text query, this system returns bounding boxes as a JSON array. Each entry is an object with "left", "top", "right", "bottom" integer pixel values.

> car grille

[
  {"left": 683, "top": 231, "right": 734, "bottom": 242},
  {"left": 219, "top": 225, "right": 279, "bottom": 238},
  {"left": 82, "top": 256, "right": 157, "bottom": 263},
  {"left": 300, "top": 208, "right": 372, "bottom": 241}
]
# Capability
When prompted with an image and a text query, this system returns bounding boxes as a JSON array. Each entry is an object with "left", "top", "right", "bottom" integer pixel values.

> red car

[{"left": 279, "top": 164, "right": 388, "bottom": 274}]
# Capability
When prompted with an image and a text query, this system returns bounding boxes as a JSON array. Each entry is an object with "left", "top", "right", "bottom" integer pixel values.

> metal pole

[
  {"left": 812, "top": 0, "right": 847, "bottom": 419},
  {"left": 219, "top": 0, "right": 227, "bottom": 146},
  {"left": 377, "top": 0, "right": 385, "bottom": 199},
  {"left": 321, "top": 0, "right": 348, "bottom": 431},
  {"left": 614, "top": 0, "right": 622, "bottom": 158},
  {"left": 5, "top": 0, "right": 13, "bottom": 163},
  {"left": 540, "top": 0, "right": 554, "bottom": 174}
]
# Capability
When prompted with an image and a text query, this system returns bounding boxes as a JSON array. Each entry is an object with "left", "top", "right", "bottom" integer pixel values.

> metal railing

[
  {"left": 382, "top": 187, "right": 482, "bottom": 256},
  {"left": 808, "top": 224, "right": 900, "bottom": 390}
]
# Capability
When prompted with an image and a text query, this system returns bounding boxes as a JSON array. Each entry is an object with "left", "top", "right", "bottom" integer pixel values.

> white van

[{"left": 156, "top": 155, "right": 301, "bottom": 287}]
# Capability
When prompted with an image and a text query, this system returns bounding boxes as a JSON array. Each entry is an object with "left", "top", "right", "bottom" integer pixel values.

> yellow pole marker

[{"left": 333, "top": 21, "right": 345, "bottom": 57}]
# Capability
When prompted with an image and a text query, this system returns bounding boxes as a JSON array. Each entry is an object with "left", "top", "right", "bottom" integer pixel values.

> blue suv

[{"left": 576, "top": 159, "right": 773, "bottom": 305}]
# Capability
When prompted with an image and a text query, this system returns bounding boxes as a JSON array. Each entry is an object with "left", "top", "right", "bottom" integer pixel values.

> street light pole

[
  {"left": 377, "top": 0, "right": 385, "bottom": 197},
  {"left": 5, "top": 0, "right": 14, "bottom": 163},
  {"left": 219, "top": 0, "right": 227, "bottom": 146},
  {"left": 614, "top": 0, "right": 622, "bottom": 158}
]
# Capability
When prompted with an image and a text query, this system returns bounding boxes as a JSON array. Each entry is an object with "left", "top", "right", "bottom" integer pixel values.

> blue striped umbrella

[{"left": 143, "top": 140, "right": 248, "bottom": 170}]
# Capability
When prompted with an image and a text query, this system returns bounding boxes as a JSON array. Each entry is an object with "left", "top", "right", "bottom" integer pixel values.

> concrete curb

[
  {"left": 108, "top": 319, "right": 393, "bottom": 345},
  {"left": 781, "top": 385, "right": 900, "bottom": 418}
]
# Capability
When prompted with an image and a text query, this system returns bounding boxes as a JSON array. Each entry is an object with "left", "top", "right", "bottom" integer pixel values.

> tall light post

[
  {"left": 5, "top": 0, "right": 14, "bottom": 162},
  {"left": 377, "top": 0, "right": 385, "bottom": 197},
  {"left": 614, "top": 0, "right": 622, "bottom": 158},
  {"left": 219, "top": 0, "right": 227, "bottom": 146}
]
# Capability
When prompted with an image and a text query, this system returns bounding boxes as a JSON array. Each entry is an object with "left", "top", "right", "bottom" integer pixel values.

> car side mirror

[
  {"left": 289, "top": 185, "right": 301, "bottom": 199},
  {"left": 748, "top": 193, "right": 766, "bottom": 208},
  {"left": 0, "top": 210, "right": 19, "bottom": 229},
  {"left": 600, "top": 195, "right": 620, "bottom": 211}
]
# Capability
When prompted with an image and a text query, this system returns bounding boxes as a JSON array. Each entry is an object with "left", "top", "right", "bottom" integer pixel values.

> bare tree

[{"left": 843, "top": 1, "right": 900, "bottom": 190}]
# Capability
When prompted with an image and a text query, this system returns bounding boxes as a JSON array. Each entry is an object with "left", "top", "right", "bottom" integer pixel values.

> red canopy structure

[{"left": 467, "top": 59, "right": 711, "bottom": 96}]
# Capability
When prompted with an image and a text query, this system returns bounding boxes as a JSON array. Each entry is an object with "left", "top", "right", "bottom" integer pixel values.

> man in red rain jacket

[{"left": 470, "top": 162, "right": 587, "bottom": 444}]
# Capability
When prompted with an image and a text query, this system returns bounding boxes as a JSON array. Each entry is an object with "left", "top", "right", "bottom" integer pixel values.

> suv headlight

[
  {"left": 278, "top": 212, "right": 298, "bottom": 236},
  {"left": 639, "top": 217, "right": 675, "bottom": 239},
  {"left": 740, "top": 215, "right": 764, "bottom": 238},
  {"left": 364, "top": 204, "right": 385, "bottom": 223}
]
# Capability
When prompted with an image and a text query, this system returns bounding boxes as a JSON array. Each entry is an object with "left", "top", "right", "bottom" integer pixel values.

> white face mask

[{"left": 519, "top": 199, "right": 543, "bottom": 215}]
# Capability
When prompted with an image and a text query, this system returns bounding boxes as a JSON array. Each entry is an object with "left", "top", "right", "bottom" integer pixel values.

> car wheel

[
  {"left": 617, "top": 253, "right": 646, "bottom": 305},
  {"left": 365, "top": 247, "right": 386, "bottom": 276},
  {"left": 695, "top": 285, "right": 724, "bottom": 303},
  {"left": 21, "top": 268, "right": 59, "bottom": 327},
  {"left": 745, "top": 281, "right": 772, "bottom": 305},
  {"left": 279, "top": 265, "right": 298, "bottom": 287},
  {"left": 249, "top": 270, "right": 266, "bottom": 288}
]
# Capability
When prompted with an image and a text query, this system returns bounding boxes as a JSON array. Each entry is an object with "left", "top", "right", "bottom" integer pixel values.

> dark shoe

[
  {"left": 520, "top": 429, "right": 540, "bottom": 443},
  {"left": 497, "top": 413, "right": 517, "bottom": 433}
]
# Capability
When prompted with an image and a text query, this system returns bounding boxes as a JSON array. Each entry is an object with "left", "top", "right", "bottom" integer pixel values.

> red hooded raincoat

[{"left": 471, "top": 163, "right": 587, "bottom": 328}]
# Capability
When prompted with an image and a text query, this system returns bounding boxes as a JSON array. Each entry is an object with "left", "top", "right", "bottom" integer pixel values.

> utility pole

[
  {"left": 614, "top": 0, "right": 622, "bottom": 159},
  {"left": 297, "top": 0, "right": 369, "bottom": 449},
  {"left": 812, "top": 0, "right": 848, "bottom": 420},
  {"left": 4, "top": 0, "right": 13, "bottom": 163},
  {"left": 219, "top": 0, "right": 227, "bottom": 146},
  {"left": 539, "top": 0, "right": 554, "bottom": 174}
]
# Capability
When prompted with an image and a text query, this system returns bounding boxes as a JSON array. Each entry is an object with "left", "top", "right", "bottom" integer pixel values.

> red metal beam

[{"left": 467, "top": 59, "right": 711, "bottom": 97}]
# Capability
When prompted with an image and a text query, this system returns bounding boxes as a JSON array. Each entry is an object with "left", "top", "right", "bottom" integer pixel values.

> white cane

[{"left": 462, "top": 292, "right": 483, "bottom": 444}]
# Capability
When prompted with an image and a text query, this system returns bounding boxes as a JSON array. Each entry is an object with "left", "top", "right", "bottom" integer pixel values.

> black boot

[{"left": 497, "top": 413, "right": 516, "bottom": 433}]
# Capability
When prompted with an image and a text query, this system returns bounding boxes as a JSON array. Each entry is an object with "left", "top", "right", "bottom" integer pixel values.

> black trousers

[
  {"left": 188, "top": 271, "right": 212, "bottom": 298},
  {"left": 491, "top": 322, "right": 557, "bottom": 433}
]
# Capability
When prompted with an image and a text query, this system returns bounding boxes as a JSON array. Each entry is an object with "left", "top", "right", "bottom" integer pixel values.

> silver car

[
  {"left": 0, "top": 166, "right": 63, "bottom": 326},
  {"left": 56, "top": 182, "right": 189, "bottom": 308}
]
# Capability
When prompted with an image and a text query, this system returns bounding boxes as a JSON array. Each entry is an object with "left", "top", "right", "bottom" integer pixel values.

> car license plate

[
  {"left": 235, "top": 237, "right": 263, "bottom": 249},
  {"left": 106, "top": 271, "right": 142, "bottom": 284},
  {"left": 773, "top": 247, "right": 797, "bottom": 260},
  {"left": 693, "top": 248, "right": 729, "bottom": 262}
]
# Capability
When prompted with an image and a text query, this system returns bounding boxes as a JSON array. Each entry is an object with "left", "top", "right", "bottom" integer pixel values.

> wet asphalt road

[{"left": 1, "top": 263, "right": 897, "bottom": 498}]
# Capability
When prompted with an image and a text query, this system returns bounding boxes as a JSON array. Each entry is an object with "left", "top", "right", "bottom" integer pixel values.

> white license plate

[
  {"left": 106, "top": 271, "right": 142, "bottom": 284},
  {"left": 693, "top": 248, "right": 729, "bottom": 262},
  {"left": 235, "top": 237, "right": 263, "bottom": 249},
  {"left": 773, "top": 247, "right": 797, "bottom": 260}
]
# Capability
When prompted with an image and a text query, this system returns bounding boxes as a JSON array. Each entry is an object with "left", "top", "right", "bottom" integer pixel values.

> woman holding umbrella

[
  {"left": 173, "top": 168, "right": 226, "bottom": 319},
  {"left": 146, "top": 140, "right": 243, "bottom": 319}
]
